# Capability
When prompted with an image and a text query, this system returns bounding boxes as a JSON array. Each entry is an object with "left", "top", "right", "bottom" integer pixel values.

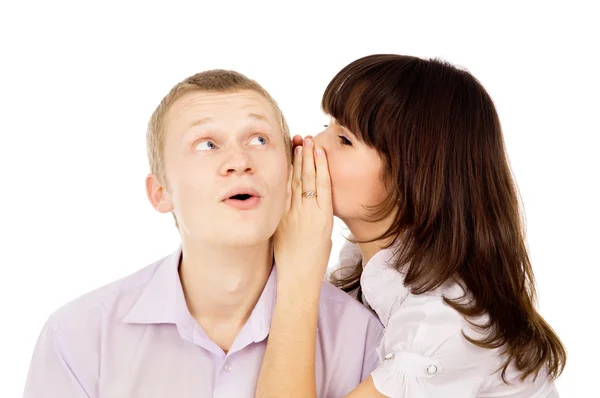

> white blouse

[{"left": 335, "top": 241, "right": 560, "bottom": 398}]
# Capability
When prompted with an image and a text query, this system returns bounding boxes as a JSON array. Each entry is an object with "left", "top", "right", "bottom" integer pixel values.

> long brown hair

[{"left": 325, "top": 54, "right": 566, "bottom": 382}]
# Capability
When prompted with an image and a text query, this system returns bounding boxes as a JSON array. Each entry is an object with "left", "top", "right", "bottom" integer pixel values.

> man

[{"left": 23, "top": 70, "right": 383, "bottom": 397}]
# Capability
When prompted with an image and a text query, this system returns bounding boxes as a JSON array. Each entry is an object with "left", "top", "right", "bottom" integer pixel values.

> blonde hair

[{"left": 146, "top": 69, "right": 292, "bottom": 184}]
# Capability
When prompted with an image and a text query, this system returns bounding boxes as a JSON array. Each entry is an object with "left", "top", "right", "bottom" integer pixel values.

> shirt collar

[
  {"left": 122, "top": 246, "right": 277, "bottom": 344},
  {"left": 249, "top": 265, "right": 277, "bottom": 342},
  {"left": 122, "top": 247, "right": 182, "bottom": 325}
]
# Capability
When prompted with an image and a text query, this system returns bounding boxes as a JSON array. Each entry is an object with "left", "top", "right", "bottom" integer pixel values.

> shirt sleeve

[
  {"left": 23, "top": 321, "right": 93, "bottom": 398},
  {"left": 370, "top": 297, "right": 496, "bottom": 398},
  {"left": 361, "top": 314, "right": 385, "bottom": 381}
]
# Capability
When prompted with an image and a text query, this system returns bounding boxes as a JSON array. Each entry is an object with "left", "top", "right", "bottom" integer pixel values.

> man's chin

[{"left": 213, "top": 229, "right": 275, "bottom": 248}]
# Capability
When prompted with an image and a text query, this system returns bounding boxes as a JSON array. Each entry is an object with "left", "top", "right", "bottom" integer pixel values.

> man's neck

[{"left": 178, "top": 238, "right": 273, "bottom": 352}]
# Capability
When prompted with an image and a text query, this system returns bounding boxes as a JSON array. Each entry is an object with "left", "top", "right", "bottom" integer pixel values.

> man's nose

[{"left": 219, "top": 150, "right": 255, "bottom": 176}]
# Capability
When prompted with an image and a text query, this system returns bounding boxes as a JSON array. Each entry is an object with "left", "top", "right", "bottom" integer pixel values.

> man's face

[{"left": 147, "top": 90, "right": 290, "bottom": 248}]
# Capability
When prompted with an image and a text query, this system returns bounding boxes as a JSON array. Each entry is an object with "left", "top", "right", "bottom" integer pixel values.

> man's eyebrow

[
  {"left": 188, "top": 117, "right": 213, "bottom": 128},
  {"left": 247, "top": 113, "right": 272, "bottom": 126},
  {"left": 188, "top": 114, "right": 272, "bottom": 128}
]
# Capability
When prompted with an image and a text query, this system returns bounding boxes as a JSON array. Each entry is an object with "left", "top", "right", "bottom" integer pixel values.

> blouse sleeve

[{"left": 370, "top": 294, "right": 498, "bottom": 398}]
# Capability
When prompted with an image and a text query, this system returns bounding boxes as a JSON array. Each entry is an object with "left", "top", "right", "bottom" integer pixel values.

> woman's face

[{"left": 313, "top": 118, "right": 389, "bottom": 225}]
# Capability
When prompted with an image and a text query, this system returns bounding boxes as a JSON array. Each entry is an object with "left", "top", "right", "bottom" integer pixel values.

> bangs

[
  {"left": 321, "top": 63, "right": 375, "bottom": 145},
  {"left": 321, "top": 54, "right": 420, "bottom": 148}
]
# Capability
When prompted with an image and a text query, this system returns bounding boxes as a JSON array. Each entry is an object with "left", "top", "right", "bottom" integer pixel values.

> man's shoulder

[
  {"left": 45, "top": 254, "right": 168, "bottom": 332},
  {"left": 318, "top": 281, "right": 383, "bottom": 329}
]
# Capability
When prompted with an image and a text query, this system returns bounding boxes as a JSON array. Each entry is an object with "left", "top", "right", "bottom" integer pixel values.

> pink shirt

[{"left": 23, "top": 247, "right": 384, "bottom": 398}]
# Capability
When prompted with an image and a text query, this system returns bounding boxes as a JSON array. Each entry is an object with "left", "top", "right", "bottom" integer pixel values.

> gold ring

[{"left": 301, "top": 190, "right": 317, "bottom": 199}]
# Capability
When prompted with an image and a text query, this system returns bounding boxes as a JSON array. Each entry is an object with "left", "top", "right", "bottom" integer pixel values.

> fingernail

[
  {"left": 295, "top": 145, "right": 303, "bottom": 155},
  {"left": 304, "top": 138, "right": 313, "bottom": 147},
  {"left": 316, "top": 148, "right": 324, "bottom": 156}
]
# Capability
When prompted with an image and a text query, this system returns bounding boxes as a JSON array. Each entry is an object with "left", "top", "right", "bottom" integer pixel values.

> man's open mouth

[
  {"left": 229, "top": 194, "right": 253, "bottom": 201},
  {"left": 223, "top": 190, "right": 261, "bottom": 210}
]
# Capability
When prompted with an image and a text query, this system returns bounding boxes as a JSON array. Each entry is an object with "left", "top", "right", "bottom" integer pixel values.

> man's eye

[
  {"left": 249, "top": 135, "right": 268, "bottom": 146},
  {"left": 195, "top": 140, "right": 217, "bottom": 151}
]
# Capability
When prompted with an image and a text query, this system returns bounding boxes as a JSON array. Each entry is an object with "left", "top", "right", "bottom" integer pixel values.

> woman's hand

[
  {"left": 256, "top": 135, "right": 332, "bottom": 398},
  {"left": 274, "top": 135, "right": 333, "bottom": 288}
]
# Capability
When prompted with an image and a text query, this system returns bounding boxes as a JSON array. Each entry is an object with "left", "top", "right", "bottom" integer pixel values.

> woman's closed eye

[{"left": 338, "top": 135, "right": 352, "bottom": 146}]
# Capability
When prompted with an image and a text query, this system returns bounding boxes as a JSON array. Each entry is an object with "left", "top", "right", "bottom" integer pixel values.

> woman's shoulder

[
  {"left": 371, "top": 285, "right": 551, "bottom": 396},
  {"left": 376, "top": 282, "right": 559, "bottom": 396},
  {"left": 350, "top": 245, "right": 558, "bottom": 396}
]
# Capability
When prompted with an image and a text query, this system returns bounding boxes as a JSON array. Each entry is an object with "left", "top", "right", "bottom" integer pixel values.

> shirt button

[
  {"left": 223, "top": 362, "right": 232, "bottom": 373},
  {"left": 384, "top": 353, "right": 395, "bottom": 361},
  {"left": 427, "top": 364, "right": 438, "bottom": 375}
]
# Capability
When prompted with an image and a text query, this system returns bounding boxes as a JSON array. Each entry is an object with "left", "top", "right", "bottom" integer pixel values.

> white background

[{"left": 1, "top": 1, "right": 598, "bottom": 396}]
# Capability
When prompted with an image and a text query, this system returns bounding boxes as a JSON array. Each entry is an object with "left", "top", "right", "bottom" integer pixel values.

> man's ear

[{"left": 145, "top": 174, "right": 174, "bottom": 213}]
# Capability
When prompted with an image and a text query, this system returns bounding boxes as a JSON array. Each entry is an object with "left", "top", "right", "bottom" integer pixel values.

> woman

[{"left": 256, "top": 54, "right": 566, "bottom": 397}]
